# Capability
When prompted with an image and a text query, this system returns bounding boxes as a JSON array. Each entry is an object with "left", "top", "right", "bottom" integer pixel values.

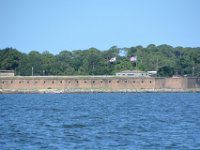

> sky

[{"left": 0, "top": 0, "right": 200, "bottom": 54}]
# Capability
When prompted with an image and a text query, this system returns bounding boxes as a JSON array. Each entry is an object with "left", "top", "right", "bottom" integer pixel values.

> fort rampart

[{"left": 1, "top": 76, "right": 200, "bottom": 93}]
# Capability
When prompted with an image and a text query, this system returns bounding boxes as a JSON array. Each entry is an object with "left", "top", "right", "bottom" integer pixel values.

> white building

[
  {"left": 147, "top": 71, "right": 157, "bottom": 77},
  {"left": 0, "top": 70, "right": 15, "bottom": 76},
  {"left": 116, "top": 70, "right": 157, "bottom": 77}
]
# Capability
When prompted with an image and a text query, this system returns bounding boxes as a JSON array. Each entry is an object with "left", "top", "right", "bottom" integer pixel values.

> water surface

[{"left": 0, "top": 93, "right": 200, "bottom": 149}]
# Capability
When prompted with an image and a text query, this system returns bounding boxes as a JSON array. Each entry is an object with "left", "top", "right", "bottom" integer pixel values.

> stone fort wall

[{"left": 1, "top": 76, "right": 200, "bottom": 91}]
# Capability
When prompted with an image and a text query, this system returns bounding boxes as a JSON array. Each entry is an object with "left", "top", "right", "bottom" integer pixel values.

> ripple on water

[
  {"left": 0, "top": 93, "right": 200, "bottom": 150},
  {"left": 62, "top": 124, "right": 86, "bottom": 129}
]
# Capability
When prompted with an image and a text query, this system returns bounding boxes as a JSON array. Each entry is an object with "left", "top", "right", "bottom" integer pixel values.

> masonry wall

[
  {"left": 155, "top": 78, "right": 188, "bottom": 89},
  {"left": 187, "top": 78, "right": 200, "bottom": 89},
  {"left": 0, "top": 76, "right": 199, "bottom": 91}
]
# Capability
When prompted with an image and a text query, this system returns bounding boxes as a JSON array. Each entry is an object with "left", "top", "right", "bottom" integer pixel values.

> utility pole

[
  {"left": 32, "top": 67, "right": 34, "bottom": 76},
  {"left": 156, "top": 57, "right": 159, "bottom": 71},
  {"left": 92, "top": 62, "right": 94, "bottom": 76},
  {"left": 106, "top": 57, "right": 109, "bottom": 76},
  {"left": 192, "top": 67, "right": 195, "bottom": 77},
  {"left": 136, "top": 60, "right": 137, "bottom": 70},
  {"left": 43, "top": 70, "right": 45, "bottom": 76},
  {"left": 14, "top": 67, "right": 16, "bottom": 76}
]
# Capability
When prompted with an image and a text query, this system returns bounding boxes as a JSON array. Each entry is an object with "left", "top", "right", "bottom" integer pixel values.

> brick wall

[
  {"left": 187, "top": 78, "right": 200, "bottom": 89},
  {"left": 0, "top": 76, "right": 199, "bottom": 90},
  {"left": 155, "top": 78, "right": 188, "bottom": 89}
]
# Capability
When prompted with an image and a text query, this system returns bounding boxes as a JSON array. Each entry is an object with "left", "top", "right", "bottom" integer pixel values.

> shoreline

[{"left": 1, "top": 88, "right": 200, "bottom": 94}]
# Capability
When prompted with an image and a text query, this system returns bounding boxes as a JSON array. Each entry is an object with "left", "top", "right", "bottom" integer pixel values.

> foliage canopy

[{"left": 1, "top": 44, "right": 200, "bottom": 77}]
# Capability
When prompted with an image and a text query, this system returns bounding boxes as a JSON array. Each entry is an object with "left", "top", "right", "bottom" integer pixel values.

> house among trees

[{"left": 116, "top": 70, "right": 157, "bottom": 77}]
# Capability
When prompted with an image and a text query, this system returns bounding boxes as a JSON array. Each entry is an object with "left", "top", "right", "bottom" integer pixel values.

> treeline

[{"left": 0, "top": 44, "right": 200, "bottom": 77}]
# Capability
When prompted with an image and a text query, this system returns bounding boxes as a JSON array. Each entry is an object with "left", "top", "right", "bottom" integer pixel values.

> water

[{"left": 0, "top": 93, "right": 200, "bottom": 150}]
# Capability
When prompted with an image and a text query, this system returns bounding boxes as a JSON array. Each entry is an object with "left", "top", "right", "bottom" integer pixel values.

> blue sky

[{"left": 0, "top": 0, "right": 200, "bottom": 54}]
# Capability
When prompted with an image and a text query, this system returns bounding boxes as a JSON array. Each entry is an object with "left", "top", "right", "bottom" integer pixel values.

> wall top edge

[{"left": 0, "top": 76, "right": 198, "bottom": 80}]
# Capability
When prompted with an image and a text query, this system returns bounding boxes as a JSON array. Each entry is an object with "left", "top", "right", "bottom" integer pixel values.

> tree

[
  {"left": 114, "top": 58, "right": 133, "bottom": 72},
  {"left": 0, "top": 48, "right": 24, "bottom": 72},
  {"left": 1, "top": 44, "right": 200, "bottom": 77},
  {"left": 158, "top": 66, "right": 175, "bottom": 77}
]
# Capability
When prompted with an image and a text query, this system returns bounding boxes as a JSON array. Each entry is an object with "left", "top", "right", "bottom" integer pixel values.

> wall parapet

[{"left": 0, "top": 76, "right": 200, "bottom": 92}]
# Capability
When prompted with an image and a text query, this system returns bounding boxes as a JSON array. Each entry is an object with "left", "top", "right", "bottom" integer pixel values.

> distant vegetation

[{"left": 1, "top": 44, "right": 200, "bottom": 77}]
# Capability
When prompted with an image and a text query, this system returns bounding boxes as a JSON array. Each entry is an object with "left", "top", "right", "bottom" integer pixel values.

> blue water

[{"left": 0, "top": 93, "right": 200, "bottom": 150}]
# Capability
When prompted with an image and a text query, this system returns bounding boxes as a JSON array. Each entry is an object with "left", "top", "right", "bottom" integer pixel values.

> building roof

[
  {"left": 116, "top": 70, "right": 145, "bottom": 74},
  {"left": 0, "top": 70, "right": 14, "bottom": 73}
]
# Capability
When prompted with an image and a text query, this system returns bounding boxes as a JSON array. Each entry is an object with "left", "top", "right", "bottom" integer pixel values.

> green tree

[
  {"left": 0, "top": 48, "right": 24, "bottom": 72},
  {"left": 158, "top": 66, "right": 175, "bottom": 77},
  {"left": 114, "top": 58, "right": 133, "bottom": 72},
  {"left": 1, "top": 44, "right": 200, "bottom": 77}
]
